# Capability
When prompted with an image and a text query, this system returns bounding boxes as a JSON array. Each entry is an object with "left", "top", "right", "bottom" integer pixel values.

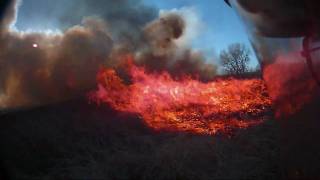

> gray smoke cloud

[
  {"left": 131, "top": 12, "right": 216, "bottom": 81},
  {"left": 58, "top": 0, "right": 158, "bottom": 53},
  {"left": 0, "top": 0, "right": 217, "bottom": 108},
  {"left": 0, "top": 16, "right": 113, "bottom": 107},
  {"left": 236, "top": 0, "right": 320, "bottom": 37}
]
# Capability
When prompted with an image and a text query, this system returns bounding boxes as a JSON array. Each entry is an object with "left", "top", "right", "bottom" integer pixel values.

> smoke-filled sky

[
  {"left": 0, "top": 0, "right": 259, "bottom": 108},
  {"left": 14, "top": 0, "right": 257, "bottom": 67}
]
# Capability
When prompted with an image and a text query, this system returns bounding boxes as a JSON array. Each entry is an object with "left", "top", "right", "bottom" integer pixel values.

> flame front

[{"left": 90, "top": 59, "right": 272, "bottom": 135}]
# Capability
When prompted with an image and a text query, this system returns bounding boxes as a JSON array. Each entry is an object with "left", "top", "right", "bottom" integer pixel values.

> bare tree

[{"left": 220, "top": 43, "right": 251, "bottom": 76}]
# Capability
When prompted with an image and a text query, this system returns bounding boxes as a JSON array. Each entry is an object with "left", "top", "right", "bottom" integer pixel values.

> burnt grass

[{"left": 0, "top": 98, "right": 281, "bottom": 179}]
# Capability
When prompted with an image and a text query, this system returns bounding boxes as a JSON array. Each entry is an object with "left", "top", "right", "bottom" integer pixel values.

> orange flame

[{"left": 89, "top": 58, "right": 272, "bottom": 135}]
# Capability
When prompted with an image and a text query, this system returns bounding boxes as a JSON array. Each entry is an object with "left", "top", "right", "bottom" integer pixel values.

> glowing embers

[{"left": 90, "top": 59, "right": 271, "bottom": 135}]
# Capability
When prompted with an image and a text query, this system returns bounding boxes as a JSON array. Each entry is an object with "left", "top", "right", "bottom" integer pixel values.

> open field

[{"left": 0, "top": 98, "right": 280, "bottom": 179}]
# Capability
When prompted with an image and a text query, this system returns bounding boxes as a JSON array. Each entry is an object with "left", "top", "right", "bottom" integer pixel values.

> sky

[{"left": 14, "top": 0, "right": 258, "bottom": 68}]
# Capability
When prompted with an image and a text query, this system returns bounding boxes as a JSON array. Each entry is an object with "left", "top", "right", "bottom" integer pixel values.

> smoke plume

[
  {"left": 135, "top": 10, "right": 217, "bottom": 81},
  {"left": 0, "top": 16, "right": 113, "bottom": 108},
  {"left": 56, "top": 0, "right": 158, "bottom": 50},
  {"left": 0, "top": 0, "right": 217, "bottom": 108}
]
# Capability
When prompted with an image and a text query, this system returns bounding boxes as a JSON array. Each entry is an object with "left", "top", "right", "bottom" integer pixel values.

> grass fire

[
  {"left": 1, "top": 0, "right": 320, "bottom": 179},
  {"left": 89, "top": 56, "right": 271, "bottom": 135}
]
